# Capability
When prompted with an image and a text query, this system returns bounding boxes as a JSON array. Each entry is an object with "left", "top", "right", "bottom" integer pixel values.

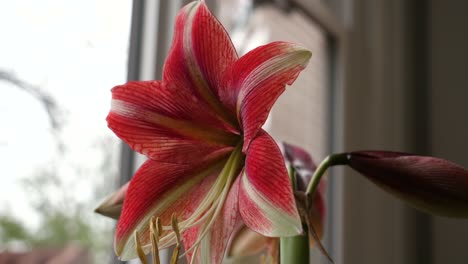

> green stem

[
  {"left": 280, "top": 165, "right": 309, "bottom": 263},
  {"left": 280, "top": 231, "right": 310, "bottom": 264},
  {"left": 306, "top": 153, "right": 350, "bottom": 196},
  {"left": 280, "top": 154, "right": 349, "bottom": 263}
]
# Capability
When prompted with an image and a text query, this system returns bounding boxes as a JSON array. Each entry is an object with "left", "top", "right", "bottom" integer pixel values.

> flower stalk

[
  {"left": 306, "top": 153, "right": 349, "bottom": 196},
  {"left": 280, "top": 232, "right": 310, "bottom": 264},
  {"left": 280, "top": 166, "right": 310, "bottom": 264}
]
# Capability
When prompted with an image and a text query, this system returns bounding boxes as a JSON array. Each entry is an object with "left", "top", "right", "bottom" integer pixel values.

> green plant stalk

[
  {"left": 280, "top": 165, "right": 309, "bottom": 264},
  {"left": 280, "top": 231, "right": 310, "bottom": 264},
  {"left": 306, "top": 153, "right": 349, "bottom": 196},
  {"left": 280, "top": 153, "right": 349, "bottom": 263}
]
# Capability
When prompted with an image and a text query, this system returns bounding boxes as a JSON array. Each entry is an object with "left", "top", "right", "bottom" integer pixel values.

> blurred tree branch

[{"left": 0, "top": 70, "right": 63, "bottom": 131}]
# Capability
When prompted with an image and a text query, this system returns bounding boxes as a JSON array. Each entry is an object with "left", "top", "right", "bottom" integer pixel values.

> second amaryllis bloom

[{"left": 105, "top": 1, "right": 311, "bottom": 263}]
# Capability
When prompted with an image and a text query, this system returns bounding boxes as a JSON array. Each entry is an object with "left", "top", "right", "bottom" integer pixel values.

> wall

[
  {"left": 341, "top": 0, "right": 468, "bottom": 263},
  {"left": 430, "top": 1, "right": 468, "bottom": 263}
]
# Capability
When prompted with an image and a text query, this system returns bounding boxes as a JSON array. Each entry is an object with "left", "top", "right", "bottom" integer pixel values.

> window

[{"left": 0, "top": 1, "right": 131, "bottom": 262}]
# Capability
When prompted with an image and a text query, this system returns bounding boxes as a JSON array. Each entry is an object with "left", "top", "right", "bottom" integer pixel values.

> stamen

[
  {"left": 150, "top": 217, "right": 160, "bottom": 264},
  {"left": 179, "top": 155, "right": 235, "bottom": 227},
  {"left": 172, "top": 214, "right": 182, "bottom": 244},
  {"left": 182, "top": 144, "right": 244, "bottom": 257},
  {"left": 134, "top": 231, "right": 148, "bottom": 264},
  {"left": 188, "top": 244, "right": 200, "bottom": 264},
  {"left": 177, "top": 171, "right": 229, "bottom": 228},
  {"left": 159, "top": 154, "right": 237, "bottom": 248},
  {"left": 186, "top": 246, "right": 198, "bottom": 264},
  {"left": 157, "top": 142, "right": 244, "bottom": 263},
  {"left": 185, "top": 142, "right": 243, "bottom": 229},
  {"left": 156, "top": 217, "right": 163, "bottom": 237},
  {"left": 183, "top": 162, "right": 235, "bottom": 254},
  {"left": 170, "top": 214, "right": 181, "bottom": 264}
]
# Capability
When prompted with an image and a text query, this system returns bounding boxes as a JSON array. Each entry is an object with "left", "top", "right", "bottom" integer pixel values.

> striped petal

[
  {"left": 226, "top": 225, "right": 279, "bottom": 263},
  {"left": 183, "top": 177, "right": 242, "bottom": 264},
  {"left": 107, "top": 81, "right": 238, "bottom": 164},
  {"left": 222, "top": 42, "right": 311, "bottom": 151},
  {"left": 239, "top": 130, "right": 302, "bottom": 236},
  {"left": 115, "top": 159, "right": 224, "bottom": 260},
  {"left": 163, "top": 1, "right": 239, "bottom": 128}
]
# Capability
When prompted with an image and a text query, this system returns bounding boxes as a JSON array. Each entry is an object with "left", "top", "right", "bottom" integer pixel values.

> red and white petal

[
  {"left": 239, "top": 130, "right": 302, "bottom": 236},
  {"left": 163, "top": 1, "right": 239, "bottom": 127},
  {"left": 227, "top": 225, "right": 279, "bottom": 263},
  {"left": 223, "top": 42, "right": 311, "bottom": 150},
  {"left": 108, "top": 81, "right": 237, "bottom": 164},
  {"left": 191, "top": 1, "right": 238, "bottom": 103},
  {"left": 183, "top": 177, "right": 242, "bottom": 264},
  {"left": 115, "top": 159, "right": 223, "bottom": 260}
]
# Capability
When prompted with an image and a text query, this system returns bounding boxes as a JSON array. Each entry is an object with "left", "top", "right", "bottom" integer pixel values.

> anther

[
  {"left": 134, "top": 230, "right": 148, "bottom": 264},
  {"left": 150, "top": 217, "right": 161, "bottom": 264},
  {"left": 156, "top": 217, "right": 163, "bottom": 237},
  {"left": 170, "top": 214, "right": 181, "bottom": 264}
]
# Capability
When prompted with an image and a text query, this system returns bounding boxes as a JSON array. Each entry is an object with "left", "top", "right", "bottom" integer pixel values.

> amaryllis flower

[
  {"left": 105, "top": 0, "right": 311, "bottom": 262},
  {"left": 347, "top": 151, "right": 468, "bottom": 217}
]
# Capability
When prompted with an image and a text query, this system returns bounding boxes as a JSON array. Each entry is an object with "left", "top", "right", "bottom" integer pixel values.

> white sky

[{"left": 0, "top": 0, "right": 131, "bottom": 228}]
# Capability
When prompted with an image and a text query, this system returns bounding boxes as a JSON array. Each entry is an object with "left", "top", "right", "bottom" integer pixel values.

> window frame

[{"left": 284, "top": 1, "right": 347, "bottom": 263}]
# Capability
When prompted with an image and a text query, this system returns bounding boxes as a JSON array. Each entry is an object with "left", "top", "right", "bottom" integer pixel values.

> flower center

[{"left": 158, "top": 141, "right": 245, "bottom": 257}]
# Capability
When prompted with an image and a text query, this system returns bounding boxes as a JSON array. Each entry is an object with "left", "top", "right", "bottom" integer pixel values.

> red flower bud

[
  {"left": 348, "top": 151, "right": 468, "bottom": 218},
  {"left": 94, "top": 182, "right": 128, "bottom": 219},
  {"left": 282, "top": 142, "right": 325, "bottom": 224}
]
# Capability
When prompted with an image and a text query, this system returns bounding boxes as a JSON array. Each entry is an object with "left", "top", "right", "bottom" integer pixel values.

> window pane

[
  {"left": 219, "top": 1, "right": 330, "bottom": 161},
  {"left": 0, "top": 1, "right": 131, "bottom": 262}
]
